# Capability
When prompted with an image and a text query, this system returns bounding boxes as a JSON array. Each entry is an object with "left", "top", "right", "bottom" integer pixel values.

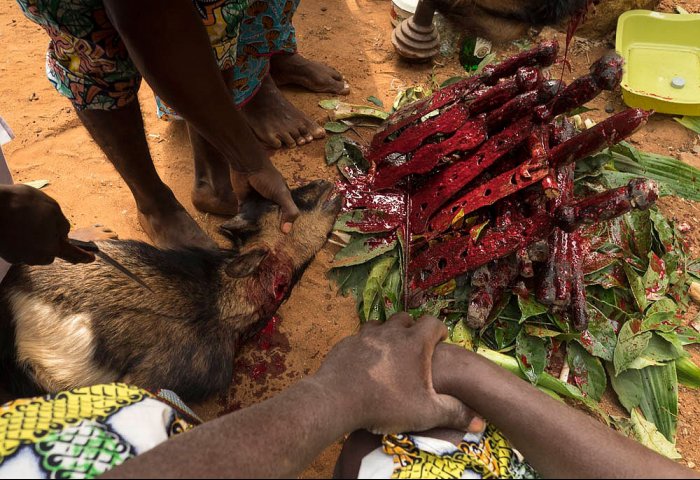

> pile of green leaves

[{"left": 324, "top": 97, "right": 700, "bottom": 458}]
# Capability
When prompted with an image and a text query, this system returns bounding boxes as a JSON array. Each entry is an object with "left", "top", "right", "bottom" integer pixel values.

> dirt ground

[{"left": 1, "top": 0, "right": 699, "bottom": 476}]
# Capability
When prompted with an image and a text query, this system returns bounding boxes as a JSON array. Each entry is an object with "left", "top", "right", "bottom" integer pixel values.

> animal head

[
  {"left": 219, "top": 180, "right": 342, "bottom": 312},
  {"left": 431, "top": 0, "right": 590, "bottom": 42}
]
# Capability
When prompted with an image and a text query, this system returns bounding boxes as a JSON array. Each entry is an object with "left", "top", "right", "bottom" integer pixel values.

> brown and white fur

[{"left": 0, "top": 180, "right": 341, "bottom": 402}]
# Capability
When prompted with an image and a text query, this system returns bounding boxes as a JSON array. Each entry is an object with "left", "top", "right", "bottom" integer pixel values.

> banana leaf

[
  {"left": 600, "top": 142, "right": 700, "bottom": 202},
  {"left": 675, "top": 116, "right": 700, "bottom": 134}
]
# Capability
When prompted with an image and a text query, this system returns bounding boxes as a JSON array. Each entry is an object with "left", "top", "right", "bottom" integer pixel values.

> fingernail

[
  {"left": 282, "top": 222, "right": 293, "bottom": 234},
  {"left": 467, "top": 417, "right": 486, "bottom": 434}
]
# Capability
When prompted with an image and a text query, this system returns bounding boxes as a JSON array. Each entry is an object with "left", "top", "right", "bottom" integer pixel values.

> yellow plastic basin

[{"left": 616, "top": 10, "right": 700, "bottom": 116}]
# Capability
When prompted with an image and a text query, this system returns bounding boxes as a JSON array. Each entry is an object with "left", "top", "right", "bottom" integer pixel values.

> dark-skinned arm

[
  {"left": 433, "top": 344, "right": 697, "bottom": 479},
  {"left": 104, "top": 315, "right": 475, "bottom": 479},
  {"left": 102, "top": 0, "right": 299, "bottom": 228}
]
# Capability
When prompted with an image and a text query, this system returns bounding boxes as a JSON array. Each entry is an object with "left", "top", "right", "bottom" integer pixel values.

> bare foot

[
  {"left": 69, "top": 225, "right": 119, "bottom": 243},
  {"left": 192, "top": 181, "right": 238, "bottom": 216},
  {"left": 271, "top": 53, "right": 350, "bottom": 95},
  {"left": 242, "top": 76, "right": 326, "bottom": 149},
  {"left": 138, "top": 207, "right": 216, "bottom": 250}
]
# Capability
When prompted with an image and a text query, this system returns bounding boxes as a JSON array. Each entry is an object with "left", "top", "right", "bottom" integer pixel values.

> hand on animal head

[
  {"left": 220, "top": 180, "right": 342, "bottom": 301},
  {"left": 430, "top": 0, "right": 591, "bottom": 42}
]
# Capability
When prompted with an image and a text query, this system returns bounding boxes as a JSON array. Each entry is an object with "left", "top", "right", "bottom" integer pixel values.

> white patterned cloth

[{"left": 0, "top": 116, "right": 14, "bottom": 285}]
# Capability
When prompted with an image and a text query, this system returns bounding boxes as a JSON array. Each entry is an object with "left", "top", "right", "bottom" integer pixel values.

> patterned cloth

[
  {"left": 15, "top": 0, "right": 299, "bottom": 113},
  {"left": 156, "top": 0, "right": 300, "bottom": 120},
  {"left": 359, "top": 426, "right": 539, "bottom": 479},
  {"left": 0, "top": 383, "right": 199, "bottom": 479}
]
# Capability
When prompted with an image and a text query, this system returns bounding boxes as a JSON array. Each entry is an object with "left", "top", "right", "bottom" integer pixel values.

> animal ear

[
  {"left": 220, "top": 215, "right": 260, "bottom": 240},
  {"left": 225, "top": 248, "right": 269, "bottom": 278}
]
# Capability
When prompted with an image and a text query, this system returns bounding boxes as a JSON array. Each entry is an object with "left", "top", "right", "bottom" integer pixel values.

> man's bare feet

[
  {"left": 242, "top": 76, "right": 326, "bottom": 149},
  {"left": 69, "top": 225, "right": 119, "bottom": 243},
  {"left": 138, "top": 206, "right": 217, "bottom": 250},
  {"left": 271, "top": 53, "right": 350, "bottom": 95}
]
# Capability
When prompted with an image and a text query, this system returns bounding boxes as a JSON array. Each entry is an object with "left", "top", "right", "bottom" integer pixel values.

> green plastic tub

[{"left": 616, "top": 10, "right": 700, "bottom": 116}]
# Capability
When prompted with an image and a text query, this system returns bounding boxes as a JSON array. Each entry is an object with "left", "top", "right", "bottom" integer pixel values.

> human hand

[
  {"left": 0, "top": 185, "right": 94, "bottom": 265},
  {"left": 234, "top": 162, "right": 299, "bottom": 233},
  {"left": 313, "top": 312, "right": 477, "bottom": 435}
]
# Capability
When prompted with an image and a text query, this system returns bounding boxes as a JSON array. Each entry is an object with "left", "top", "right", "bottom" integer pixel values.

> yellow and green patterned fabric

[{"left": 0, "top": 383, "right": 198, "bottom": 479}]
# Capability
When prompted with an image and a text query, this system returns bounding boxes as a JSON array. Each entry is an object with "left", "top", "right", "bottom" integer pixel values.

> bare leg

[
  {"left": 271, "top": 53, "right": 350, "bottom": 95},
  {"left": 76, "top": 101, "right": 216, "bottom": 249},
  {"left": 188, "top": 123, "right": 238, "bottom": 216}
]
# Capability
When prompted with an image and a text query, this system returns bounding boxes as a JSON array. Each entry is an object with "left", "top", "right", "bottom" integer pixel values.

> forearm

[
  {"left": 103, "top": 0, "right": 268, "bottom": 173},
  {"left": 104, "top": 377, "right": 358, "bottom": 479},
  {"left": 439, "top": 346, "right": 694, "bottom": 478}
]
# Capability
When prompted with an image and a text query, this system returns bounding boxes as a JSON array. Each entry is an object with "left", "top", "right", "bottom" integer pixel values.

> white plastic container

[{"left": 391, "top": 0, "right": 419, "bottom": 27}]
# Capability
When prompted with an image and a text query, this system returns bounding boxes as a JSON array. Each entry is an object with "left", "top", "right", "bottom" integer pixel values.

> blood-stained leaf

[
  {"left": 469, "top": 220, "right": 490, "bottom": 243},
  {"left": 494, "top": 319, "right": 521, "bottom": 349},
  {"left": 576, "top": 303, "right": 617, "bottom": 362},
  {"left": 567, "top": 342, "right": 607, "bottom": 402},
  {"left": 650, "top": 208, "right": 676, "bottom": 254},
  {"left": 623, "top": 262, "right": 648, "bottom": 312},
  {"left": 335, "top": 209, "right": 402, "bottom": 234},
  {"left": 625, "top": 210, "right": 652, "bottom": 263},
  {"left": 516, "top": 330, "right": 546, "bottom": 384},
  {"left": 517, "top": 295, "right": 548, "bottom": 323},
  {"left": 333, "top": 234, "right": 398, "bottom": 268},
  {"left": 585, "top": 261, "right": 626, "bottom": 289},
  {"left": 627, "top": 333, "right": 684, "bottom": 370},
  {"left": 642, "top": 253, "right": 669, "bottom": 302},
  {"left": 614, "top": 320, "right": 653, "bottom": 375}
]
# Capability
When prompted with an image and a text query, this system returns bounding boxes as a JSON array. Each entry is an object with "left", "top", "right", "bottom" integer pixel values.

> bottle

[{"left": 459, "top": 36, "right": 492, "bottom": 72}]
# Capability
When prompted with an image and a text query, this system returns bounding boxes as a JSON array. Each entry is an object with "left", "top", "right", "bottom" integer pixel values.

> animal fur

[
  {"left": 431, "top": 0, "right": 590, "bottom": 42},
  {"left": 0, "top": 180, "right": 341, "bottom": 402}
]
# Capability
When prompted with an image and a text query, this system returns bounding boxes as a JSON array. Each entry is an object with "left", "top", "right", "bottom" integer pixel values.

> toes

[
  {"left": 279, "top": 131, "right": 298, "bottom": 148},
  {"left": 262, "top": 132, "right": 283, "bottom": 149},
  {"left": 307, "top": 121, "right": 326, "bottom": 139}
]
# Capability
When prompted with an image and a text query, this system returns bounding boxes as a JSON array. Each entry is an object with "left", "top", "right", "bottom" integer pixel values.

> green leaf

[
  {"left": 362, "top": 256, "right": 397, "bottom": 321},
  {"left": 440, "top": 76, "right": 464, "bottom": 88},
  {"left": 367, "top": 96, "right": 384, "bottom": 108},
  {"left": 627, "top": 333, "right": 684, "bottom": 370},
  {"left": 614, "top": 321, "right": 652, "bottom": 375},
  {"left": 450, "top": 320, "right": 475, "bottom": 350},
  {"left": 516, "top": 330, "right": 547, "bottom": 384},
  {"left": 517, "top": 295, "right": 548, "bottom": 323},
  {"left": 333, "top": 103, "right": 389, "bottom": 121},
  {"left": 609, "top": 362, "right": 678, "bottom": 442},
  {"left": 623, "top": 262, "right": 648, "bottom": 312},
  {"left": 319, "top": 98, "right": 340, "bottom": 110},
  {"left": 333, "top": 234, "right": 398, "bottom": 268},
  {"left": 568, "top": 106, "right": 598, "bottom": 116},
  {"left": 675, "top": 116, "right": 700, "bottom": 134},
  {"left": 475, "top": 53, "right": 497, "bottom": 73},
  {"left": 325, "top": 135, "right": 345, "bottom": 165},
  {"left": 494, "top": 319, "right": 521, "bottom": 349},
  {"left": 601, "top": 143, "right": 700, "bottom": 202},
  {"left": 676, "top": 356, "right": 700, "bottom": 389},
  {"left": 524, "top": 324, "right": 564, "bottom": 338},
  {"left": 614, "top": 411, "right": 681, "bottom": 459},
  {"left": 577, "top": 304, "right": 618, "bottom": 362},
  {"left": 324, "top": 121, "right": 350, "bottom": 133}
]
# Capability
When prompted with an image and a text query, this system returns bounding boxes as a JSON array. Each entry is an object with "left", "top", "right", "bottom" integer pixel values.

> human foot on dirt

[
  {"left": 137, "top": 206, "right": 216, "bottom": 250},
  {"left": 69, "top": 225, "right": 119, "bottom": 243},
  {"left": 271, "top": 53, "right": 350, "bottom": 95},
  {"left": 242, "top": 76, "right": 326, "bottom": 149}
]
